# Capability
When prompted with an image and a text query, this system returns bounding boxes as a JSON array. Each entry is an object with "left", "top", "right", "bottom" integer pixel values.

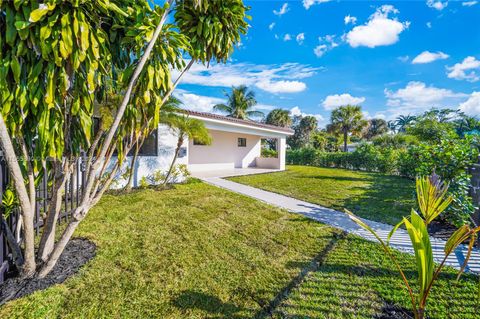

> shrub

[
  {"left": 261, "top": 148, "right": 278, "bottom": 158},
  {"left": 372, "top": 133, "right": 418, "bottom": 148}
]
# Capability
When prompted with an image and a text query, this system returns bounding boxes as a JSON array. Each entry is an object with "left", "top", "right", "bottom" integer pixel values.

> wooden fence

[{"left": 0, "top": 157, "right": 85, "bottom": 283}]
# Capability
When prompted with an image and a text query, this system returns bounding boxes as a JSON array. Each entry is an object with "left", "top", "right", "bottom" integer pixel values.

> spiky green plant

[{"left": 347, "top": 174, "right": 480, "bottom": 319}]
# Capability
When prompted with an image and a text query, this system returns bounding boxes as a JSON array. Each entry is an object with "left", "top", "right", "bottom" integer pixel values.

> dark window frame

[
  {"left": 238, "top": 137, "right": 247, "bottom": 147},
  {"left": 193, "top": 139, "right": 207, "bottom": 146}
]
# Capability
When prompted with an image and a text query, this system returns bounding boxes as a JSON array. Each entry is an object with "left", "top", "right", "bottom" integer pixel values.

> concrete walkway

[{"left": 202, "top": 177, "right": 480, "bottom": 273}]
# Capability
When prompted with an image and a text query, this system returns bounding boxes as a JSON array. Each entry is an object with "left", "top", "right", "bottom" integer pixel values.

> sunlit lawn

[
  {"left": 229, "top": 165, "right": 416, "bottom": 226},
  {"left": 0, "top": 180, "right": 478, "bottom": 318}
]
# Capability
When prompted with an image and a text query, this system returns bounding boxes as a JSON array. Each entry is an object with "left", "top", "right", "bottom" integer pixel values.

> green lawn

[
  {"left": 0, "top": 181, "right": 478, "bottom": 318},
  {"left": 229, "top": 165, "right": 416, "bottom": 226}
]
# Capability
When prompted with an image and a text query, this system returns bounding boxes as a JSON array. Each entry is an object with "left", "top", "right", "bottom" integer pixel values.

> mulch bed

[
  {"left": 375, "top": 303, "right": 416, "bottom": 319},
  {"left": 0, "top": 238, "right": 96, "bottom": 305}
]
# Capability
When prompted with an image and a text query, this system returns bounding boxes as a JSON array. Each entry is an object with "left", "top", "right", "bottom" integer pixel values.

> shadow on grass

[
  {"left": 341, "top": 174, "right": 416, "bottom": 225},
  {"left": 172, "top": 290, "right": 247, "bottom": 319},
  {"left": 299, "top": 175, "right": 372, "bottom": 182}
]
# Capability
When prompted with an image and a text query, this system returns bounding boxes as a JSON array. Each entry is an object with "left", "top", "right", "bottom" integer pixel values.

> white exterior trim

[{"left": 110, "top": 112, "right": 290, "bottom": 187}]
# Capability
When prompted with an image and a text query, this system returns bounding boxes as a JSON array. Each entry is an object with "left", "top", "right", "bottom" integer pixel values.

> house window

[
  {"left": 238, "top": 138, "right": 247, "bottom": 147},
  {"left": 193, "top": 139, "right": 207, "bottom": 146},
  {"left": 126, "top": 129, "right": 158, "bottom": 156}
]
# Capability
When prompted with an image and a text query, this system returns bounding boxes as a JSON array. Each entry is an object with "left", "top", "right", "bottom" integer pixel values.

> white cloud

[
  {"left": 344, "top": 15, "right": 357, "bottom": 25},
  {"left": 303, "top": 0, "right": 331, "bottom": 9},
  {"left": 459, "top": 92, "right": 480, "bottom": 116},
  {"left": 427, "top": 0, "right": 448, "bottom": 10},
  {"left": 412, "top": 51, "right": 449, "bottom": 64},
  {"left": 254, "top": 104, "right": 277, "bottom": 112},
  {"left": 256, "top": 80, "right": 306, "bottom": 93},
  {"left": 290, "top": 106, "right": 326, "bottom": 127},
  {"left": 313, "top": 44, "right": 328, "bottom": 57},
  {"left": 447, "top": 56, "right": 480, "bottom": 82},
  {"left": 273, "top": 3, "right": 289, "bottom": 16},
  {"left": 345, "top": 5, "right": 409, "bottom": 48},
  {"left": 322, "top": 93, "right": 366, "bottom": 110},
  {"left": 269, "top": 22, "right": 275, "bottom": 30},
  {"left": 398, "top": 56, "right": 410, "bottom": 63},
  {"left": 426, "top": 22, "right": 432, "bottom": 28},
  {"left": 313, "top": 35, "right": 338, "bottom": 57},
  {"left": 174, "top": 90, "right": 225, "bottom": 113},
  {"left": 173, "top": 62, "right": 320, "bottom": 94},
  {"left": 283, "top": 34, "right": 292, "bottom": 41},
  {"left": 462, "top": 1, "right": 478, "bottom": 6},
  {"left": 384, "top": 82, "right": 467, "bottom": 117},
  {"left": 296, "top": 33, "right": 305, "bottom": 45}
]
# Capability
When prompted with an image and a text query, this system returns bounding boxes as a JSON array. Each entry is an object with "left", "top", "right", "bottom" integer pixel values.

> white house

[{"left": 115, "top": 110, "right": 294, "bottom": 187}]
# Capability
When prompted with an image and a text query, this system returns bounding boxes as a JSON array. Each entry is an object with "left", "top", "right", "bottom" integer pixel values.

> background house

[{"left": 114, "top": 110, "right": 294, "bottom": 187}]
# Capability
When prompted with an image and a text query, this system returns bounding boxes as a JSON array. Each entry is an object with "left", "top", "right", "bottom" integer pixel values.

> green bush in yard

[{"left": 411, "top": 134, "right": 479, "bottom": 226}]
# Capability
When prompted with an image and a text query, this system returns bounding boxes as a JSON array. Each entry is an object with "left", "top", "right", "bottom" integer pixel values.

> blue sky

[{"left": 173, "top": 0, "right": 480, "bottom": 127}]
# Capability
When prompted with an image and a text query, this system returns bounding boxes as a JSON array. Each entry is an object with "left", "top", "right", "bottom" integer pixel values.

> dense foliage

[{"left": 286, "top": 106, "right": 480, "bottom": 226}]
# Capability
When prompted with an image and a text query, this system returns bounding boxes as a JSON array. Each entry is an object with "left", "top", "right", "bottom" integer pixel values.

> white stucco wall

[
  {"left": 110, "top": 124, "right": 187, "bottom": 188},
  {"left": 188, "top": 129, "right": 261, "bottom": 171}
]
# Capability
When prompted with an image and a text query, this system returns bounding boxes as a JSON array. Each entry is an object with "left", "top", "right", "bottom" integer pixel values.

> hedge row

[{"left": 286, "top": 144, "right": 417, "bottom": 178}]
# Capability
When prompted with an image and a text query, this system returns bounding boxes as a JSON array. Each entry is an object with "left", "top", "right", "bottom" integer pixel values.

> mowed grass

[
  {"left": 272, "top": 234, "right": 480, "bottom": 319},
  {"left": 0, "top": 181, "right": 341, "bottom": 318},
  {"left": 1, "top": 181, "right": 478, "bottom": 318},
  {"left": 229, "top": 165, "right": 416, "bottom": 225}
]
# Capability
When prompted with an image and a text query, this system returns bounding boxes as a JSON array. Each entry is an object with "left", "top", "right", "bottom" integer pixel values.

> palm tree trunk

[
  {"left": 163, "top": 136, "right": 183, "bottom": 185},
  {"left": 343, "top": 130, "right": 348, "bottom": 152}
]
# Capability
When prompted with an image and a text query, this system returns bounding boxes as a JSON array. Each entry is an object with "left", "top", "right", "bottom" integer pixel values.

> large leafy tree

[
  {"left": 364, "top": 118, "right": 388, "bottom": 139},
  {"left": 329, "top": 105, "right": 367, "bottom": 152},
  {"left": 265, "top": 109, "right": 292, "bottom": 127},
  {"left": 213, "top": 85, "right": 264, "bottom": 120},
  {"left": 287, "top": 115, "right": 318, "bottom": 149},
  {"left": 0, "top": 0, "right": 249, "bottom": 279}
]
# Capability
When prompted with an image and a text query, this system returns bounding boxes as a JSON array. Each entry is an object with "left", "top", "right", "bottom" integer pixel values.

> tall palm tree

[
  {"left": 395, "top": 114, "right": 416, "bottom": 133},
  {"left": 162, "top": 115, "right": 211, "bottom": 185},
  {"left": 213, "top": 85, "right": 264, "bottom": 120},
  {"left": 265, "top": 109, "right": 292, "bottom": 127},
  {"left": 330, "top": 105, "right": 367, "bottom": 152}
]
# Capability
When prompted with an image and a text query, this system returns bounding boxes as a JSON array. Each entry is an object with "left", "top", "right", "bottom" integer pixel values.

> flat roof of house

[{"left": 183, "top": 110, "right": 295, "bottom": 135}]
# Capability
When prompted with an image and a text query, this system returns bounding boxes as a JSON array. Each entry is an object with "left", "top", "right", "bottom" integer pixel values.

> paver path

[{"left": 202, "top": 177, "right": 480, "bottom": 273}]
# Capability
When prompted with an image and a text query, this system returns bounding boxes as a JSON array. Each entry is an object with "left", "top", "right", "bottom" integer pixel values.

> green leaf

[
  {"left": 11, "top": 56, "right": 21, "bottom": 83},
  {"left": 404, "top": 211, "right": 434, "bottom": 302},
  {"left": 106, "top": 2, "right": 128, "bottom": 17},
  {"left": 445, "top": 225, "right": 470, "bottom": 256},
  {"left": 29, "top": 4, "right": 53, "bottom": 23},
  {"left": 15, "top": 20, "right": 30, "bottom": 30}
]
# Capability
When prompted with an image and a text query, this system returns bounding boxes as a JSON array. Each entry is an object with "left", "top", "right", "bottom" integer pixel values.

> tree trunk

[
  {"left": 124, "top": 138, "right": 141, "bottom": 192},
  {"left": 37, "top": 163, "right": 70, "bottom": 262},
  {"left": 93, "top": 0, "right": 174, "bottom": 173},
  {"left": 0, "top": 113, "right": 36, "bottom": 277},
  {"left": 37, "top": 211, "right": 84, "bottom": 278},
  {"left": 163, "top": 136, "right": 183, "bottom": 185},
  {"left": 0, "top": 214, "right": 24, "bottom": 267},
  {"left": 343, "top": 130, "right": 348, "bottom": 152}
]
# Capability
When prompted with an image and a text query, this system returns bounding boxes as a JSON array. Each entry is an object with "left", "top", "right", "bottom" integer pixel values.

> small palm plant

[
  {"left": 162, "top": 114, "right": 211, "bottom": 185},
  {"left": 347, "top": 174, "right": 480, "bottom": 319}
]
